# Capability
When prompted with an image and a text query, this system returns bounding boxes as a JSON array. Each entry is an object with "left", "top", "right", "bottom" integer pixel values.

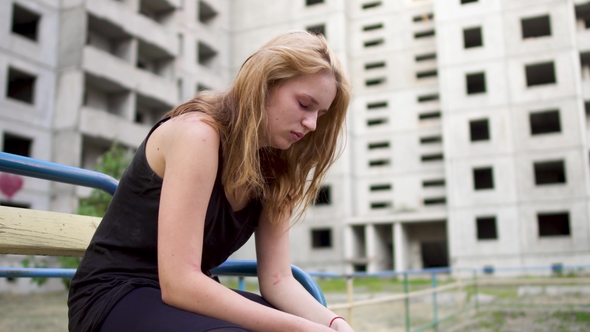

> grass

[{"left": 315, "top": 276, "right": 452, "bottom": 294}]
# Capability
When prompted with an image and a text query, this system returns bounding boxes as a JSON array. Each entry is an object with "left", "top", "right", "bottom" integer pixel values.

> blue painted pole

[
  {"left": 238, "top": 276, "right": 245, "bottom": 291},
  {"left": 432, "top": 271, "right": 438, "bottom": 331}
]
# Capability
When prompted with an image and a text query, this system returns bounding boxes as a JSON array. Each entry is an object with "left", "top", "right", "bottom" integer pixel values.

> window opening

[
  {"left": 414, "top": 30, "right": 435, "bottom": 39},
  {"left": 476, "top": 217, "right": 497, "bottom": 240},
  {"left": 363, "top": 23, "right": 383, "bottom": 31},
  {"left": 419, "top": 111, "right": 441, "bottom": 120},
  {"left": 362, "top": 1, "right": 382, "bottom": 9},
  {"left": 369, "top": 159, "right": 390, "bottom": 167},
  {"left": 521, "top": 15, "right": 551, "bottom": 39},
  {"left": 421, "top": 154, "right": 443, "bottom": 162},
  {"left": 311, "top": 229, "right": 332, "bottom": 248},
  {"left": 306, "top": 0, "right": 324, "bottom": 5},
  {"left": 370, "top": 184, "right": 391, "bottom": 191},
  {"left": 461, "top": 0, "right": 478, "bottom": 4},
  {"left": 423, "top": 179, "right": 445, "bottom": 187},
  {"left": 367, "top": 118, "right": 387, "bottom": 126},
  {"left": 139, "top": 0, "right": 175, "bottom": 23},
  {"left": 418, "top": 94, "right": 439, "bottom": 103},
  {"left": 581, "top": 52, "right": 590, "bottom": 80},
  {"left": 11, "top": 3, "right": 40, "bottom": 41},
  {"left": 368, "top": 141, "right": 390, "bottom": 150},
  {"left": 3, "top": 133, "right": 32, "bottom": 157},
  {"left": 534, "top": 160, "right": 566, "bottom": 185},
  {"left": 315, "top": 185, "right": 331, "bottom": 205},
  {"left": 530, "top": 110, "right": 561, "bottom": 135},
  {"left": 416, "top": 70, "right": 438, "bottom": 79},
  {"left": 575, "top": 3, "right": 590, "bottom": 29},
  {"left": 525, "top": 62, "right": 556, "bottom": 87},
  {"left": 198, "top": 1, "right": 217, "bottom": 23},
  {"left": 367, "top": 101, "right": 388, "bottom": 109},
  {"left": 470, "top": 119, "right": 490, "bottom": 141},
  {"left": 424, "top": 197, "right": 446, "bottom": 205},
  {"left": 538, "top": 212, "right": 570, "bottom": 236},
  {"left": 463, "top": 27, "right": 483, "bottom": 48},
  {"left": 307, "top": 24, "right": 326, "bottom": 37},
  {"left": 364, "top": 39, "right": 384, "bottom": 47},
  {"left": 6, "top": 67, "right": 36, "bottom": 104},
  {"left": 366, "top": 78, "right": 386, "bottom": 86},
  {"left": 413, "top": 13, "right": 433, "bottom": 22},
  {"left": 415, "top": 53, "right": 436, "bottom": 62},
  {"left": 371, "top": 201, "right": 391, "bottom": 209},
  {"left": 198, "top": 41, "right": 217, "bottom": 66},
  {"left": 420, "top": 136, "right": 442, "bottom": 144},
  {"left": 473, "top": 167, "right": 494, "bottom": 190},
  {"left": 466, "top": 72, "right": 486, "bottom": 94},
  {"left": 365, "top": 62, "right": 386, "bottom": 70},
  {"left": 0, "top": 201, "right": 30, "bottom": 209}
]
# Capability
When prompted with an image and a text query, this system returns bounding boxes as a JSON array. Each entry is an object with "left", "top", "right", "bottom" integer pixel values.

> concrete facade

[{"left": 1, "top": 0, "right": 590, "bottom": 292}]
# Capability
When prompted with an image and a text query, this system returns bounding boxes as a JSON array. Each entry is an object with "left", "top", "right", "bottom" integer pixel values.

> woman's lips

[{"left": 291, "top": 131, "right": 303, "bottom": 141}]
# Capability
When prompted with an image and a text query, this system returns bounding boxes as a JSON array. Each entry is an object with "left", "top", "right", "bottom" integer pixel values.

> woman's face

[{"left": 264, "top": 71, "right": 337, "bottom": 150}]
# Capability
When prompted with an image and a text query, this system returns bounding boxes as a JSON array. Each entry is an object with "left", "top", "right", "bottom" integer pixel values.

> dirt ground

[{"left": 1, "top": 287, "right": 589, "bottom": 331}]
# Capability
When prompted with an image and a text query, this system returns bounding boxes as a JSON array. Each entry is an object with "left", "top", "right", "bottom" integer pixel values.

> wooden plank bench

[{"left": 0, "top": 151, "right": 326, "bottom": 305}]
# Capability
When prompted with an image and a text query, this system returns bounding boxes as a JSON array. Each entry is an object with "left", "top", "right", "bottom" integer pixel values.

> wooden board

[{"left": 0, "top": 206, "right": 101, "bottom": 257}]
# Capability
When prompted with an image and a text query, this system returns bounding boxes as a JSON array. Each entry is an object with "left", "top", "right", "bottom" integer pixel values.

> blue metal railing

[{"left": 0, "top": 152, "right": 326, "bottom": 306}]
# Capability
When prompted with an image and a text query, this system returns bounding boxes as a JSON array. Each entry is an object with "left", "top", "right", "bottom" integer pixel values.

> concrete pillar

[
  {"left": 343, "top": 225, "right": 354, "bottom": 274},
  {"left": 394, "top": 222, "right": 406, "bottom": 272},
  {"left": 366, "top": 224, "right": 378, "bottom": 273}
]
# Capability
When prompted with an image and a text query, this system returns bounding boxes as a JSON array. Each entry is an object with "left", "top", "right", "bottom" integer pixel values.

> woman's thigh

[{"left": 99, "top": 287, "right": 274, "bottom": 332}]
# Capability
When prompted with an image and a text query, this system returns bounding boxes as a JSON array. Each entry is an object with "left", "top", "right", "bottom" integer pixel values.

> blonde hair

[{"left": 164, "top": 31, "right": 351, "bottom": 224}]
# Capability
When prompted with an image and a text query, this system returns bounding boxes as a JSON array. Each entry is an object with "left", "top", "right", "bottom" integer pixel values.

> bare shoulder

[{"left": 146, "top": 112, "right": 220, "bottom": 178}]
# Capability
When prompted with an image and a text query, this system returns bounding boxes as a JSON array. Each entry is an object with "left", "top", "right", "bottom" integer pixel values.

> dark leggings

[{"left": 99, "top": 287, "right": 275, "bottom": 332}]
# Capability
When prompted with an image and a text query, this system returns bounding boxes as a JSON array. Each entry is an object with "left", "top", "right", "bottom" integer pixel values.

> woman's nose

[{"left": 302, "top": 112, "right": 318, "bottom": 132}]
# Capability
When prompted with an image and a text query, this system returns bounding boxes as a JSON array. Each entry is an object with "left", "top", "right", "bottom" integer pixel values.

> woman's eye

[{"left": 299, "top": 102, "right": 309, "bottom": 109}]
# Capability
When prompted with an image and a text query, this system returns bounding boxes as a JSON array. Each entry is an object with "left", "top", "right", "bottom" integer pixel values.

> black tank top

[{"left": 68, "top": 118, "right": 262, "bottom": 332}]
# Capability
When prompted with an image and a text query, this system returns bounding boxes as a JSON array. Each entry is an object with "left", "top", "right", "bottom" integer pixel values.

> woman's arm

[
  {"left": 255, "top": 208, "right": 355, "bottom": 331},
  {"left": 151, "top": 114, "right": 335, "bottom": 331}
]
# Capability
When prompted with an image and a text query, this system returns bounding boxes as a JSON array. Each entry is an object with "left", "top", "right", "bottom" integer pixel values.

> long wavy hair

[{"left": 164, "top": 31, "right": 351, "bottom": 225}]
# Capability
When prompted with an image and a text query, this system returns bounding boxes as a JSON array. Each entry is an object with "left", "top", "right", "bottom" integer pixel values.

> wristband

[{"left": 329, "top": 316, "right": 345, "bottom": 328}]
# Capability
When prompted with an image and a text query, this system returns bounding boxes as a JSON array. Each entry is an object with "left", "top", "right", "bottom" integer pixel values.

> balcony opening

[
  {"left": 423, "top": 179, "right": 445, "bottom": 187},
  {"left": 367, "top": 118, "right": 387, "bottom": 126},
  {"left": 135, "top": 93, "right": 172, "bottom": 126},
  {"left": 413, "top": 13, "right": 433, "bottom": 22},
  {"left": 415, "top": 53, "right": 436, "bottom": 62},
  {"left": 367, "top": 101, "right": 388, "bottom": 110},
  {"left": 137, "top": 39, "right": 174, "bottom": 78},
  {"left": 197, "top": 41, "right": 217, "bottom": 67},
  {"left": 198, "top": 1, "right": 217, "bottom": 23},
  {"left": 424, "top": 197, "right": 446, "bottom": 205},
  {"left": 371, "top": 201, "right": 391, "bottom": 209},
  {"left": 365, "top": 61, "right": 386, "bottom": 70},
  {"left": 581, "top": 52, "right": 590, "bottom": 80},
  {"left": 3, "top": 133, "right": 32, "bottom": 157},
  {"left": 307, "top": 24, "right": 326, "bottom": 38},
  {"left": 530, "top": 110, "right": 561, "bottom": 135},
  {"left": 421, "top": 242, "right": 448, "bottom": 268},
  {"left": 369, "top": 159, "right": 390, "bottom": 167},
  {"left": 470, "top": 119, "right": 490, "bottom": 141},
  {"left": 87, "top": 14, "right": 133, "bottom": 62},
  {"left": 538, "top": 212, "right": 570, "bottom": 237},
  {"left": 525, "top": 62, "right": 556, "bottom": 87},
  {"left": 420, "top": 136, "right": 442, "bottom": 144},
  {"left": 534, "top": 160, "right": 566, "bottom": 185},
  {"left": 476, "top": 217, "right": 497, "bottom": 240},
  {"left": 416, "top": 70, "right": 438, "bottom": 79},
  {"left": 6, "top": 67, "right": 36, "bottom": 104},
  {"left": 197, "top": 83, "right": 211, "bottom": 93},
  {"left": 139, "top": 0, "right": 175, "bottom": 24},
  {"left": 370, "top": 184, "right": 391, "bottom": 191},
  {"left": 414, "top": 30, "right": 435, "bottom": 39},
  {"left": 314, "top": 185, "right": 331, "bottom": 205},
  {"left": 461, "top": 0, "right": 478, "bottom": 4},
  {"left": 421, "top": 153, "right": 443, "bottom": 162},
  {"left": 575, "top": 3, "right": 590, "bottom": 30},
  {"left": 11, "top": 3, "right": 40, "bottom": 41},
  {"left": 521, "top": 15, "right": 551, "bottom": 39},
  {"left": 419, "top": 111, "right": 441, "bottom": 120},
  {"left": 473, "top": 167, "right": 494, "bottom": 190},
  {"left": 363, "top": 23, "right": 384, "bottom": 31},
  {"left": 364, "top": 39, "right": 384, "bottom": 47},
  {"left": 306, "top": 0, "right": 324, "bottom": 5},
  {"left": 368, "top": 141, "right": 390, "bottom": 150},
  {"left": 84, "top": 73, "right": 131, "bottom": 117},
  {"left": 362, "top": 1, "right": 382, "bottom": 9},
  {"left": 466, "top": 72, "right": 486, "bottom": 94},
  {"left": 311, "top": 229, "right": 332, "bottom": 248},
  {"left": 463, "top": 27, "right": 483, "bottom": 48},
  {"left": 417, "top": 94, "right": 439, "bottom": 103},
  {"left": 365, "top": 78, "right": 386, "bottom": 86}
]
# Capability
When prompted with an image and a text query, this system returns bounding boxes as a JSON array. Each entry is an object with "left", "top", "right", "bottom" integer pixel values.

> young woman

[{"left": 68, "top": 31, "right": 353, "bottom": 332}]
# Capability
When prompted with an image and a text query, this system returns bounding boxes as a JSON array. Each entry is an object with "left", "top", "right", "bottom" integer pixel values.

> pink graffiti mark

[{"left": 0, "top": 173, "right": 24, "bottom": 200}]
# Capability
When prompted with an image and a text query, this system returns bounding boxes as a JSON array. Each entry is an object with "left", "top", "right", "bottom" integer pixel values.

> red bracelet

[{"left": 329, "top": 316, "right": 345, "bottom": 328}]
